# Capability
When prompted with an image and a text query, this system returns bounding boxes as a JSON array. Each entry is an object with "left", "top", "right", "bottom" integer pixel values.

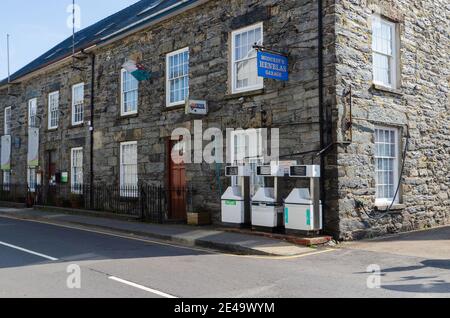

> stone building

[{"left": 0, "top": 0, "right": 448, "bottom": 240}]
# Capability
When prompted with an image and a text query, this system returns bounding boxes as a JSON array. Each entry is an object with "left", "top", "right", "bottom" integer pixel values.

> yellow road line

[{"left": 0, "top": 214, "right": 337, "bottom": 260}]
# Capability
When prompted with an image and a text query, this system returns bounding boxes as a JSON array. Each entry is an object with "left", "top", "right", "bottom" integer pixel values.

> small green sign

[
  {"left": 285, "top": 208, "right": 289, "bottom": 224},
  {"left": 225, "top": 200, "right": 237, "bottom": 206},
  {"left": 61, "top": 172, "right": 69, "bottom": 183},
  {"left": 306, "top": 209, "right": 311, "bottom": 226}
]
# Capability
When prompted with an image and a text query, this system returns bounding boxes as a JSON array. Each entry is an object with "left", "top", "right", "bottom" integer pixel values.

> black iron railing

[
  {"left": 0, "top": 183, "right": 193, "bottom": 224},
  {"left": 0, "top": 183, "right": 33, "bottom": 205}
]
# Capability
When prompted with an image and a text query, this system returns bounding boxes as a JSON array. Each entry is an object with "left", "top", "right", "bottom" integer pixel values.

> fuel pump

[
  {"left": 251, "top": 164, "right": 288, "bottom": 230},
  {"left": 221, "top": 165, "right": 252, "bottom": 227},
  {"left": 284, "top": 165, "right": 322, "bottom": 234}
]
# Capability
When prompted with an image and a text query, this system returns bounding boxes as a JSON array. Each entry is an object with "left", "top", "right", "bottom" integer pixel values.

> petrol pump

[
  {"left": 284, "top": 165, "right": 322, "bottom": 234},
  {"left": 221, "top": 165, "right": 252, "bottom": 227},
  {"left": 251, "top": 164, "right": 290, "bottom": 230}
]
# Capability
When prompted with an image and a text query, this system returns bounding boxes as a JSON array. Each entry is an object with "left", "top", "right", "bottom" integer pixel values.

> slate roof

[{"left": 1, "top": 0, "right": 198, "bottom": 86}]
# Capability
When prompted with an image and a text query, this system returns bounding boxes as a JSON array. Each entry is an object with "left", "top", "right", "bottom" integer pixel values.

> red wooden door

[{"left": 168, "top": 140, "right": 187, "bottom": 220}]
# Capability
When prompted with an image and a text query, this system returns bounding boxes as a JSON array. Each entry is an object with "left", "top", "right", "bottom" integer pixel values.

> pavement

[
  {"left": 344, "top": 226, "right": 450, "bottom": 260},
  {"left": 0, "top": 207, "right": 313, "bottom": 257},
  {"left": 0, "top": 214, "right": 449, "bottom": 298}
]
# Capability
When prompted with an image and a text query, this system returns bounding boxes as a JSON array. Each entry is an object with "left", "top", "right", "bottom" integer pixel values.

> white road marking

[
  {"left": 0, "top": 240, "right": 59, "bottom": 261},
  {"left": 0, "top": 215, "right": 338, "bottom": 260},
  {"left": 108, "top": 276, "right": 177, "bottom": 298}
]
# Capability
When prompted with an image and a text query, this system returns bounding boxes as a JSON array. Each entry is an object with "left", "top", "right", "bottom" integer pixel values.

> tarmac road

[{"left": 0, "top": 216, "right": 449, "bottom": 298}]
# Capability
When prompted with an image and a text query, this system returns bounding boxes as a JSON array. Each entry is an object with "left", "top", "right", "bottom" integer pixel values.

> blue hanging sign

[{"left": 257, "top": 51, "right": 289, "bottom": 81}]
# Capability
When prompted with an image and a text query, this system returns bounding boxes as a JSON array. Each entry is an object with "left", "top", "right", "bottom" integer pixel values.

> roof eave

[{"left": 0, "top": 0, "right": 210, "bottom": 89}]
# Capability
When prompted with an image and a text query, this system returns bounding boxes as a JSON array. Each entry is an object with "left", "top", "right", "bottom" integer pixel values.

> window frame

[
  {"left": 28, "top": 98, "right": 37, "bottom": 128},
  {"left": 166, "top": 47, "right": 190, "bottom": 108},
  {"left": 119, "top": 141, "right": 138, "bottom": 197},
  {"left": 48, "top": 91, "right": 59, "bottom": 130},
  {"left": 3, "top": 171, "right": 11, "bottom": 191},
  {"left": 4, "top": 106, "right": 11, "bottom": 135},
  {"left": 230, "top": 129, "right": 265, "bottom": 195},
  {"left": 374, "top": 126, "right": 400, "bottom": 205},
  {"left": 371, "top": 15, "right": 399, "bottom": 89},
  {"left": 120, "top": 69, "right": 139, "bottom": 116},
  {"left": 231, "top": 22, "right": 264, "bottom": 94},
  {"left": 71, "top": 83, "right": 85, "bottom": 126},
  {"left": 27, "top": 167, "right": 37, "bottom": 193},
  {"left": 70, "top": 147, "right": 83, "bottom": 194}
]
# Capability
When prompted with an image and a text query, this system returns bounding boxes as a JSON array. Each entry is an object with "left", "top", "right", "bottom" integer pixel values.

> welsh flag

[{"left": 122, "top": 60, "right": 151, "bottom": 81}]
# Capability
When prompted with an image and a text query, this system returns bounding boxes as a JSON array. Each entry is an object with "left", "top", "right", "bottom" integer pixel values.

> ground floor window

[
  {"left": 27, "top": 168, "right": 37, "bottom": 192},
  {"left": 230, "top": 129, "right": 265, "bottom": 196},
  {"left": 3, "top": 171, "right": 11, "bottom": 191},
  {"left": 120, "top": 141, "right": 138, "bottom": 197},
  {"left": 71, "top": 147, "right": 83, "bottom": 194},
  {"left": 375, "top": 126, "right": 400, "bottom": 205}
]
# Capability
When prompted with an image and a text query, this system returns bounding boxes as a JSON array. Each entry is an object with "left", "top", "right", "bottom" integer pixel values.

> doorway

[{"left": 167, "top": 139, "right": 187, "bottom": 221}]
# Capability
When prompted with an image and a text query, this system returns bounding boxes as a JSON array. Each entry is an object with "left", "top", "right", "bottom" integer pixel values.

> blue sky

[{"left": 0, "top": 0, "right": 140, "bottom": 80}]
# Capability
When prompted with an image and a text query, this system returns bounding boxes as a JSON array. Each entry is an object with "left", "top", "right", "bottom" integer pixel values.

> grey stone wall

[
  {"left": 0, "top": 0, "right": 335, "bottom": 227},
  {"left": 1, "top": 0, "right": 447, "bottom": 240},
  {"left": 333, "top": 0, "right": 450, "bottom": 239}
]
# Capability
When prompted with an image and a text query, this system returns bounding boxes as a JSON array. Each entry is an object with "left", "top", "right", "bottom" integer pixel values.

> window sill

[
  {"left": 225, "top": 88, "right": 265, "bottom": 100},
  {"left": 371, "top": 83, "right": 403, "bottom": 95},
  {"left": 375, "top": 203, "right": 406, "bottom": 212},
  {"left": 161, "top": 104, "right": 185, "bottom": 113},
  {"left": 119, "top": 113, "right": 139, "bottom": 120},
  {"left": 46, "top": 128, "right": 58, "bottom": 132},
  {"left": 69, "top": 123, "right": 84, "bottom": 129}
]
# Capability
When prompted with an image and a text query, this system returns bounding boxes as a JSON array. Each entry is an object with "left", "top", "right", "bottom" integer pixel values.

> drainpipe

[
  {"left": 89, "top": 53, "right": 95, "bottom": 204},
  {"left": 317, "top": 0, "right": 326, "bottom": 230}
]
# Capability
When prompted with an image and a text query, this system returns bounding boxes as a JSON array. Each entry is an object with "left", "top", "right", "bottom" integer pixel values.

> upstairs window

[
  {"left": 372, "top": 16, "right": 399, "bottom": 88},
  {"left": 71, "top": 147, "right": 83, "bottom": 193},
  {"left": 48, "top": 91, "right": 59, "bottom": 130},
  {"left": 4, "top": 107, "right": 11, "bottom": 135},
  {"left": 28, "top": 98, "right": 37, "bottom": 128},
  {"left": 375, "top": 127, "right": 400, "bottom": 205},
  {"left": 231, "top": 23, "right": 263, "bottom": 94},
  {"left": 120, "top": 141, "right": 138, "bottom": 197},
  {"left": 121, "top": 70, "right": 139, "bottom": 115},
  {"left": 72, "top": 83, "right": 84, "bottom": 125},
  {"left": 166, "top": 48, "right": 189, "bottom": 107}
]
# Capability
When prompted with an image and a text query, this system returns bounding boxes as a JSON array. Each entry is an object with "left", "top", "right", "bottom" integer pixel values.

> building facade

[{"left": 0, "top": 0, "right": 448, "bottom": 240}]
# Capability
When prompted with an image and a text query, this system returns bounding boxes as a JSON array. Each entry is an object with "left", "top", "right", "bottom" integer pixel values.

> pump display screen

[
  {"left": 226, "top": 166, "right": 239, "bottom": 176},
  {"left": 257, "top": 166, "right": 272, "bottom": 176},
  {"left": 290, "top": 165, "right": 307, "bottom": 177}
]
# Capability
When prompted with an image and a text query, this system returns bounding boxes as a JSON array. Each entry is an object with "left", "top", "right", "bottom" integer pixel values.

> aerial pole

[{"left": 7, "top": 34, "right": 10, "bottom": 83}]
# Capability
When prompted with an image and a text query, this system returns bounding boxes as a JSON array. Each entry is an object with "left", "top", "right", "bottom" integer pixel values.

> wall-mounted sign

[
  {"left": 185, "top": 99, "right": 208, "bottom": 115},
  {"left": 61, "top": 172, "right": 69, "bottom": 184},
  {"left": 28, "top": 128, "right": 39, "bottom": 168},
  {"left": 257, "top": 51, "right": 289, "bottom": 81},
  {"left": 1, "top": 135, "right": 11, "bottom": 171}
]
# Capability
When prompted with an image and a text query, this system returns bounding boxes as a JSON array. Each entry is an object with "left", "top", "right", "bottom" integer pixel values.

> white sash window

[
  {"left": 231, "top": 23, "right": 263, "bottom": 93},
  {"left": 71, "top": 147, "right": 83, "bottom": 193},
  {"left": 120, "top": 141, "right": 138, "bottom": 197},
  {"left": 48, "top": 91, "right": 59, "bottom": 129},
  {"left": 372, "top": 16, "right": 398, "bottom": 88},
  {"left": 72, "top": 83, "right": 84, "bottom": 125},
  {"left": 4, "top": 107, "right": 11, "bottom": 135},
  {"left": 375, "top": 127, "right": 400, "bottom": 205},
  {"left": 121, "top": 70, "right": 139, "bottom": 115},
  {"left": 166, "top": 48, "right": 189, "bottom": 107}
]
